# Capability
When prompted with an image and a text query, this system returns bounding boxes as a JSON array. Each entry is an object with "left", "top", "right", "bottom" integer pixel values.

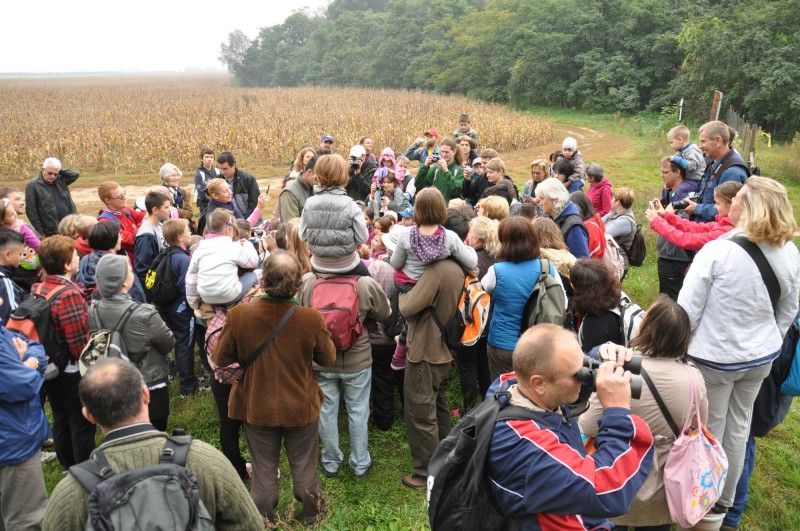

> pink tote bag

[{"left": 663, "top": 366, "right": 729, "bottom": 528}]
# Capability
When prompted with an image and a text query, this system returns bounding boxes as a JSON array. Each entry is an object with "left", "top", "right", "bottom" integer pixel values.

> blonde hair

[
  {"left": 293, "top": 147, "right": 316, "bottom": 173},
  {"left": 477, "top": 195, "right": 509, "bottom": 221},
  {"left": 315, "top": 154, "right": 348, "bottom": 188},
  {"left": 57, "top": 214, "right": 81, "bottom": 238},
  {"left": 448, "top": 198, "right": 467, "bottom": 209},
  {"left": 738, "top": 176, "right": 797, "bottom": 246},
  {"left": 613, "top": 187, "right": 635, "bottom": 209},
  {"left": 485, "top": 157, "right": 505, "bottom": 174},
  {"left": 205, "top": 208, "right": 235, "bottom": 235},
  {"left": 532, "top": 217, "right": 568, "bottom": 251},
  {"left": 530, "top": 159, "right": 548, "bottom": 178},
  {"left": 163, "top": 218, "right": 189, "bottom": 246},
  {"left": 469, "top": 216, "right": 500, "bottom": 255},
  {"left": 73, "top": 215, "right": 98, "bottom": 239},
  {"left": 205, "top": 178, "right": 229, "bottom": 199},
  {"left": 286, "top": 218, "right": 311, "bottom": 274},
  {"left": 668, "top": 124, "right": 691, "bottom": 141}
]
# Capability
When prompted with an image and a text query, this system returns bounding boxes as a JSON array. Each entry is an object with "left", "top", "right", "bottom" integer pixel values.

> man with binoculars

[{"left": 486, "top": 324, "right": 654, "bottom": 530}]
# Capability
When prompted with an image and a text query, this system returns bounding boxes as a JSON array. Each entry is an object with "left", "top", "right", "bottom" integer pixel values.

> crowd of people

[{"left": 0, "top": 115, "right": 798, "bottom": 531}]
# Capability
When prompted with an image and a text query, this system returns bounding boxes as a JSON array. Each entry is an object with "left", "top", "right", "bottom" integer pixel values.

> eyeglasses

[{"left": 111, "top": 193, "right": 126, "bottom": 200}]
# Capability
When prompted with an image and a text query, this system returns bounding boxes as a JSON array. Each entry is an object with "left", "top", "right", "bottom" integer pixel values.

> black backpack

[
  {"left": 624, "top": 225, "right": 647, "bottom": 267},
  {"left": 427, "top": 391, "right": 546, "bottom": 531},
  {"left": 69, "top": 434, "right": 214, "bottom": 531},
  {"left": 6, "top": 285, "right": 71, "bottom": 373},
  {"left": 144, "top": 247, "right": 181, "bottom": 306}
]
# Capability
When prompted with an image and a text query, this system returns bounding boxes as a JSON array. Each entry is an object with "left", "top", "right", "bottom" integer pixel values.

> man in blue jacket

[
  {"left": 0, "top": 319, "right": 49, "bottom": 530},
  {"left": 684, "top": 120, "right": 749, "bottom": 222},
  {"left": 487, "top": 325, "right": 654, "bottom": 530}
]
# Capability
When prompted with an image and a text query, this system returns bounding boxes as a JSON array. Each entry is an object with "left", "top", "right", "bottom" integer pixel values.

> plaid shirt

[{"left": 32, "top": 275, "right": 89, "bottom": 359}]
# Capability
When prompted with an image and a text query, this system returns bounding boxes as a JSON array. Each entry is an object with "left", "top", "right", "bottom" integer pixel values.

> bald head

[
  {"left": 260, "top": 250, "right": 303, "bottom": 298},
  {"left": 79, "top": 358, "right": 146, "bottom": 430},
  {"left": 513, "top": 324, "right": 576, "bottom": 382}
]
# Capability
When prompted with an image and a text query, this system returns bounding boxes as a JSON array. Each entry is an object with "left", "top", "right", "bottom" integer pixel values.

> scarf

[
  {"left": 207, "top": 198, "right": 244, "bottom": 220},
  {"left": 409, "top": 225, "right": 446, "bottom": 264}
]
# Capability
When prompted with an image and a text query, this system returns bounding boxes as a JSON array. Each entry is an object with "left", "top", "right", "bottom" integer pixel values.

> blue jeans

[
  {"left": 723, "top": 435, "right": 756, "bottom": 528},
  {"left": 316, "top": 367, "right": 372, "bottom": 475}
]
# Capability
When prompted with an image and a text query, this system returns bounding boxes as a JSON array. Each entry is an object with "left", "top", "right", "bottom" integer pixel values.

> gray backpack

[
  {"left": 69, "top": 435, "right": 214, "bottom": 531},
  {"left": 519, "top": 258, "right": 567, "bottom": 335},
  {"left": 78, "top": 303, "right": 140, "bottom": 376}
]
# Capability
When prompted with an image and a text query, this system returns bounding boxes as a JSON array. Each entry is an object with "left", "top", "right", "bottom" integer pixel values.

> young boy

[
  {"left": 452, "top": 113, "right": 479, "bottom": 148},
  {"left": 159, "top": 219, "right": 204, "bottom": 396},
  {"left": 194, "top": 146, "right": 221, "bottom": 215},
  {"left": 668, "top": 125, "right": 705, "bottom": 182},
  {"left": 133, "top": 191, "right": 171, "bottom": 296},
  {"left": 0, "top": 228, "right": 26, "bottom": 325}
]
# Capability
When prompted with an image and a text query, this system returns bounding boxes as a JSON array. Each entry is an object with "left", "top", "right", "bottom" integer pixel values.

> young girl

[
  {"left": 368, "top": 174, "right": 410, "bottom": 215},
  {"left": 186, "top": 209, "right": 259, "bottom": 308},
  {"left": 2, "top": 198, "right": 40, "bottom": 251},
  {"left": 370, "top": 233, "right": 387, "bottom": 260},
  {"left": 300, "top": 154, "right": 369, "bottom": 275},
  {"left": 389, "top": 188, "right": 478, "bottom": 369}
]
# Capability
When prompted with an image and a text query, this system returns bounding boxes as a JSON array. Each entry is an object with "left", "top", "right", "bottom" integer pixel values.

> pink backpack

[
  {"left": 663, "top": 366, "right": 728, "bottom": 528},
  {"left": 311, "top": 275, "right": 363, "bottom": 351}
]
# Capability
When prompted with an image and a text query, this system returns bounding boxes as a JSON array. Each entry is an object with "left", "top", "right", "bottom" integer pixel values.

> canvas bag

[
  {"left": 601, "top": 233, "right": 626, "bottom": 280},
  {"left": 664, "top": 366, "right": 728, "bottom": 528}
]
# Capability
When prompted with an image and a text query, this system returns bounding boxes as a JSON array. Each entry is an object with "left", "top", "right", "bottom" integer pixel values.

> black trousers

[
  {"left": 454, "top": 337, "right": 491, "bottom": 413},
  {"left": 43, "top": 370, "right": 96, "bottom": 468},
  {"left": 657, "top": 258, "right": 691, "bottom": 301},
  {"left": 370, "top": 344, "right": 404, "bottom": 430},
  {"left": 210, "top": 378, "right": 247, "bottom": 479}
]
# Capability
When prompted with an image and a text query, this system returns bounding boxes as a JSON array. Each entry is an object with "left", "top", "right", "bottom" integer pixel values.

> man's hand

[
  {"left": 437, "top": 158, "right": 449, "bottom": 172},
  {"left": 682, "top": 199, "right": 697, "bottom": 215},
  {"left": 12, "top": 337, "right": 27, "bottom": 361},
  {"left": 595, "top": 361, "right": 632, "bottom": 410},
  {"left": 22, "top": 357, "right": 40, "bottom": 370},
  {"left": 598, "top": 342, "right": 632, "bottom": 366},
  {"left": 425, "top": 155, "right": 434, "bottom": 167}
]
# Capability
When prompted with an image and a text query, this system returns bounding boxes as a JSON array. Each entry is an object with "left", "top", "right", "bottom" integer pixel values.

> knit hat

[
  {"left": 95, "top": 254, "right": 129, "bottom": 298},
  {"left": 562, "top": 137, "right": 578, "bottom": 151}
]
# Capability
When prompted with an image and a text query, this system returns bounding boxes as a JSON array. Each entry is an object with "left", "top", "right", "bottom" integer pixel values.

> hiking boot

[{"left": 402, "top": 473, "right": 427, "bottom": 490}]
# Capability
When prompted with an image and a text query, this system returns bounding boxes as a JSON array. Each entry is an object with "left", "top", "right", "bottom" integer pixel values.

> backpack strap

[
  {"left": 113, "top": 303, "right": 141, "bottom": 333},
  {"left": 640, "top": 367, "right": 680, "bottom": 437},
  {"left": 69, "top": 449, "right": 116, "bottom": 493},
  {"left": 34, "top": 284, "right": 71, "bottom": 302},
  {"left": 731, "top": 236, "right": 780, "bottom": 318},
  {"left": 161, "top": 435, "right": 193, "bottom": 467}
]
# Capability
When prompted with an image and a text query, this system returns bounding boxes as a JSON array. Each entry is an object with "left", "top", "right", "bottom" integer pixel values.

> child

[
  {"left": 388, "top": 188, "right": 478, "bottom": 369},
  {"left": 363, "top": 207, "right": 376, "bottom": 245},
  {"left": 74, "top": 216, "right": 98, "bottom": 256},
  {"left": 2, "top": 197, "right": 40, "bottom": 252},
  {"left": 77, "top": 222, "right": 147, "bottom": 303},
  {"left": 395, "top": 155, "right": 414, "bottom": 194},
  {"left": 553, "top": 159, "right": 582, "bottom": 192},
  {"left": 452, "top": 113, "right": 479, "bottom": 148},
  {"left": 185, "top": 209, "right": 259, "bottom": 308},
  {"left": 134, "top": 191, "right": 172, "bottom": 296},
  {"left": 668, "top": 124, "right": 705, "bottom": 182},
  {"left": 374, "top": 147, "right": 398, "bottom": 185},
  {"left": 556, "top": 137, "right": 586, "bottom": 189},
  {"left": 300, "top": 154, "right": 369, "bottom": 275},
  {"left": 370, "top": 233, "right": 387, "bottom": 260},
  {"left": 0, "top": 228, "right": 26, "bottom": 325},
  {"left": 373, "top": 216, "right": 394, "bottom": 238}
]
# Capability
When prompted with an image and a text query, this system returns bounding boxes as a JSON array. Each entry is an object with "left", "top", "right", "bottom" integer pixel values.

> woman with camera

[
  {"left": 368, "top": 173, "right": 409, "bottom": 215},
  {"left": 646, "top": 181, "right": 741, "bottom": 252},
  {"left": 580, "top": 295, "right": 708, "bottom": 531},
  {"left": 677, "top": 176, "right": 800, "bottom": 521}
]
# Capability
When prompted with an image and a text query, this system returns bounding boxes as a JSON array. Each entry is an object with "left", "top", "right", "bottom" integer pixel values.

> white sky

[{"left": 2, "top": 0, "right": 330, "bottom": 73}]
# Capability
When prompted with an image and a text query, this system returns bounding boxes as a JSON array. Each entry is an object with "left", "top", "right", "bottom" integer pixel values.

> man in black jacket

[
  {"left": 216, "top": 151, "right": 261, "bottom": 219},
  {"left": 24, "top": 158, "right": 79, "bottom": 236},
  {"left": 346, "top": 145, "right": 377, "bottom": 202}
]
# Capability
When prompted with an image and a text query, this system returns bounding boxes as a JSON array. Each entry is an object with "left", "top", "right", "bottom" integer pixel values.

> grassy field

[{"left": 20, "top": 82, "right": 800, "bottom": 529}]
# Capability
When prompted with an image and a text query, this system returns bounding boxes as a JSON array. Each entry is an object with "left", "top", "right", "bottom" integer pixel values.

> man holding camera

[
  {"left": 487, "top": 324, "right": 654, "bottom": 530},
  {"left": 345, "top": 145, "right": 377, "bottom": 202}
]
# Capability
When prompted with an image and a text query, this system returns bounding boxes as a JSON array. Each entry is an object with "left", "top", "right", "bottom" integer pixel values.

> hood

[
  {"left": 378, "top": 147, "right": 396, "bottom": 168},
  {"left": 556, "top": 200, "right": 581, "bottom": 220},
  {"left": 592, "top": 177, "right": 612, "bottom": 190}
]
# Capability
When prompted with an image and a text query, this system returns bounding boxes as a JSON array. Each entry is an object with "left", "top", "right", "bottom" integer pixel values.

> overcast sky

[{"left": 3, "top": 0, "right": 329, "bottom": 73}]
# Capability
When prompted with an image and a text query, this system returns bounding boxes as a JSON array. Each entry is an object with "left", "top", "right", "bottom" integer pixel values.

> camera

[
  {"left": 575, "top": 355, "right": 642, "bottom": 400},
  {"left": 252, "top": 228, "right": 265, "bottom": 238},
  {"left": 671, "top": 192, "right": 698, "bottom": 210},
  {"left": 350, "top": 159, "right": 361, "bottom": 170}
]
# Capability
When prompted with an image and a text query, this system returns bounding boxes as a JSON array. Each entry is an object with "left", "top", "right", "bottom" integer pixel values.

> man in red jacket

[{"left": 96, "top": 181, "right": 145, "bottom": 264}]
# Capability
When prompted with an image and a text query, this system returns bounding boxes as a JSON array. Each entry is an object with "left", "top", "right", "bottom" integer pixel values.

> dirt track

[{"left": 67, "top": 123, "right": 628, "bottom": 208}]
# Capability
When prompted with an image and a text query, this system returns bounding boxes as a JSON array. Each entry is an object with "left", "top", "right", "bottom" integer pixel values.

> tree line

[{"left": 219, "top": 0, "right": 800, "bottom": 139}]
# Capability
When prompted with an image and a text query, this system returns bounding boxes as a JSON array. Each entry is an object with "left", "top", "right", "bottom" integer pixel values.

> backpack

[
  {"left": 624, "top": 225, "right": 646, "bottom": 267},
  {"left": 611, "top": 291, "right": 645, "bottom": 347},
  {"left": 69, "top": 434, "right": 214, "bottom": 531},
  {"left": 310, "top": 275, "right": 363, "bottom": 351},
  {"left": 458, "top": 274, "right": 491, "bottom": 347},
  {"left": 602, "top": 233, "right": 626, "bottom": 281},
  {"left": 78, "top": 303, "right": 140, "bottom": 376},
  {"left": 144, "top": 247, "right": 181, "bottom": 305},
  {"left": 519, "top": 259, "right": 566, "bottom": 335},
  {"left": 429, "top": 307, "right": 467, "bottom": 350},
  {"left": 427, "top": 390, "right": 545, "bottom": 531},
  {"left": 6, "top": 285, "right": 71, "bottom": 373}
]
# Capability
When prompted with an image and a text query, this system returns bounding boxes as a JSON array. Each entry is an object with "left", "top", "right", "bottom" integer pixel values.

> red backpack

[{"left": 311, "top": 275, "right": 363, "bottom": 351}]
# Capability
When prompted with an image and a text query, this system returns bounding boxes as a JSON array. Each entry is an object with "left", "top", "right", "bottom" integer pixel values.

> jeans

[
  {"left": 210, "top": 378, "right": 247, "bottom": 479},
  {"left": 161, "top": 304, "right": 197, "bottom": 395},
  {"left": 723, "top": 435, "right": 756, "bottom": 528},
  {"left": 316, "top": 367, "right": 372, "bottom": 475}
]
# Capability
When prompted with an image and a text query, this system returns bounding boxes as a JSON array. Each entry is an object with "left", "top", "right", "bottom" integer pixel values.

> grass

[{"left": 34, "top": 103, "right": 800, "bottom": 530}]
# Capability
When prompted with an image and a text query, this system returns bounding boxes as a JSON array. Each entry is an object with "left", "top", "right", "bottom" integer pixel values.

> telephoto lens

[{"left": 575, "top": 355, "right": 642, "bottom": 400}]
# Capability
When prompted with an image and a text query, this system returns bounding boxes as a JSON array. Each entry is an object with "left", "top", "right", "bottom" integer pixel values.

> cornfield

[{"left": 0, "top": 74, "right": 554, "bottom": 178}]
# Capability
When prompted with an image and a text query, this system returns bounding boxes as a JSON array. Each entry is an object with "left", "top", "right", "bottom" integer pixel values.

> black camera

[
  {"left": 671, "top": 192, "right": 699, "bottom": 210},
  {"left": 576, "top": 355, "right": 642, "bottom": 400},
  {"left": 350, "top": 159, "right": 361, "bottom": 170},
  {"left": 430, "top": 155, "right": 440, "bottom": 164},
  {"left": 252, "top": 228, "right": 265, "bottom": 238}
]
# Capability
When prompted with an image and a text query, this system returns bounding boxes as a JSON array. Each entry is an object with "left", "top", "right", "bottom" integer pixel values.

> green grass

[{"left": 38, "top": 105, "right": 800, "bottom": 529}]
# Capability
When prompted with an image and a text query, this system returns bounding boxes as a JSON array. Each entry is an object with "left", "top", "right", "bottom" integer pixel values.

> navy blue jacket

[
  {"left": 694, "top": 149, "right": 748, "bottom": 221},
  {"left": 0, "top": 265, "right": 26, "bottom": 326}
]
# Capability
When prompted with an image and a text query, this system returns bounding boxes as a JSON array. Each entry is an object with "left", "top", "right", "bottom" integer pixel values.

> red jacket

[
  {"left": 98, "top": 208, "right": 145, "bottom": 263},
  {"left": 584, "top": 215, "right": 607, "bottom": 259},
  {"left": 650, "top": 212, "right": 734, "bottom": 252},
  {"left": 587, "top": 177, "right": 613, "bottom": 217}
]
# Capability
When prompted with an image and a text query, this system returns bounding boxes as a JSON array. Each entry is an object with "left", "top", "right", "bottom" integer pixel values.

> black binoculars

[{"left": 576, "top": 355, "right": 642, "bottom": 400}]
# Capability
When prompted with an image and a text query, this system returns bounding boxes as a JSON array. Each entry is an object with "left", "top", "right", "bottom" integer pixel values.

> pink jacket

[
  {"left": 650, "top": 212, "right": 734, "bottom": 252},
  {"left": 587, "top": 177, "right": 613, "bottom": 217}
]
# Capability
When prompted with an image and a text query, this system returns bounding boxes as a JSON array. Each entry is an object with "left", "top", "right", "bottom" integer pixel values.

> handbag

[
  {"left": 216, "top": 305, "right": 296, "bottom": 384},
  {"left": 663, "top": 365, "right": 728, "bottom": 528}
]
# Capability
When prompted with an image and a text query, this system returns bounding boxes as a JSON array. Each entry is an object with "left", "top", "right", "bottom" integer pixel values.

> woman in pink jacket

[
  {"left": 646, "top": 181, "right": 742, "bottom": 252},
  {"left": 585, "top": 162, "right": 613, "bottom": 217}
]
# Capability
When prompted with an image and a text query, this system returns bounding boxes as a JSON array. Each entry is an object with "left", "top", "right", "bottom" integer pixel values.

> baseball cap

[
  {"left": 321, "top": 133, "right": 334, "bottom": 143},
  {"left": 349, "top": 145, "right": 366, "bottom": 158},
  {"left": 398, "top": 207, "right": 414, "bottom": 219},
  {"left": 425, "top": 129, "right": 440, "bottom": 138}
]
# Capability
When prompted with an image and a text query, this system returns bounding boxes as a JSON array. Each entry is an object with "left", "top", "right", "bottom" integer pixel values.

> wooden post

[{"left": 711, "top": 91, "right": 723, "bottom": 121}]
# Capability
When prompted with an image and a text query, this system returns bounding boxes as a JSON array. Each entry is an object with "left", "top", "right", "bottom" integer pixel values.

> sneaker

[
  {"left": 41, "top": 451, "right": 57, "bottom": 463},
  {"left": 245, "top": 462, "right": 253, "bottom": 479},
  {"left": 321, "top": 467, "right": 338, "bottom": 478},
  {"left": 42, "top": 437, "right": 54, "bottom": 448},
  {"left": 355, "top": 461, "right": 373, "bottom": 479},
  {"left": 197, "top": 384, "right": 211, "bottom": 393},
  {"left": 402, "top": 473, "right": 427, "bottom": 490}
]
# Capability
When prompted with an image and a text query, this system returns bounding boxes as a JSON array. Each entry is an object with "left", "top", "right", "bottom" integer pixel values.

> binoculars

[{"left": 576, "top": 355, "right": 642, "bottom": 400}]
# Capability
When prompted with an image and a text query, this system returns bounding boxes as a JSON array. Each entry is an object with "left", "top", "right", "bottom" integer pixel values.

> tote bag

[{"left": 663, "top": 366, "right": 728, "bottom": 528}]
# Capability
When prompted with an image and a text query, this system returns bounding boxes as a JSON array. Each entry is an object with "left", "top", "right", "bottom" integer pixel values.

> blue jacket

[
  {"left": 0, "top": 265, "right": 26, "bottom": 326},
  {"left": 166, "top": 246, "right": 192, "bottom": 314},
  {"left": 694, "top": 149, "right": 748, "bottom": 221},
  {"left": 486, "top": 374, "right": 654, "bottom": 530},
  {"left": 0, "top": 328, "right": 49, "bottom": 467},
  {"left": 553, "top": 202, "right": 589, "bottom": 258}
]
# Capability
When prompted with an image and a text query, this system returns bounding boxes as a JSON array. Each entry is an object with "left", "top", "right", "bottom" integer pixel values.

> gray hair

[
  {"left": 42, "top": 157, "right": 62, "bottom": 171},
  {"left": 585, "top": 163, "right": 604, "bottom": 179},
  {"left": 78, "top": 358, "right": 145, "bottom": 429},
  {"left": 536, "top": 178, "right": 570, "bottom": 214},
  {"left": 159, "top": 163, "right": 182, "bottom": 182}
]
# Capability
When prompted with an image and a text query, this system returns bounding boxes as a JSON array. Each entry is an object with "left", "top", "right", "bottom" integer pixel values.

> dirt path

[{"left": 68, "top": 122, "right": 628, "bottom": 208}]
